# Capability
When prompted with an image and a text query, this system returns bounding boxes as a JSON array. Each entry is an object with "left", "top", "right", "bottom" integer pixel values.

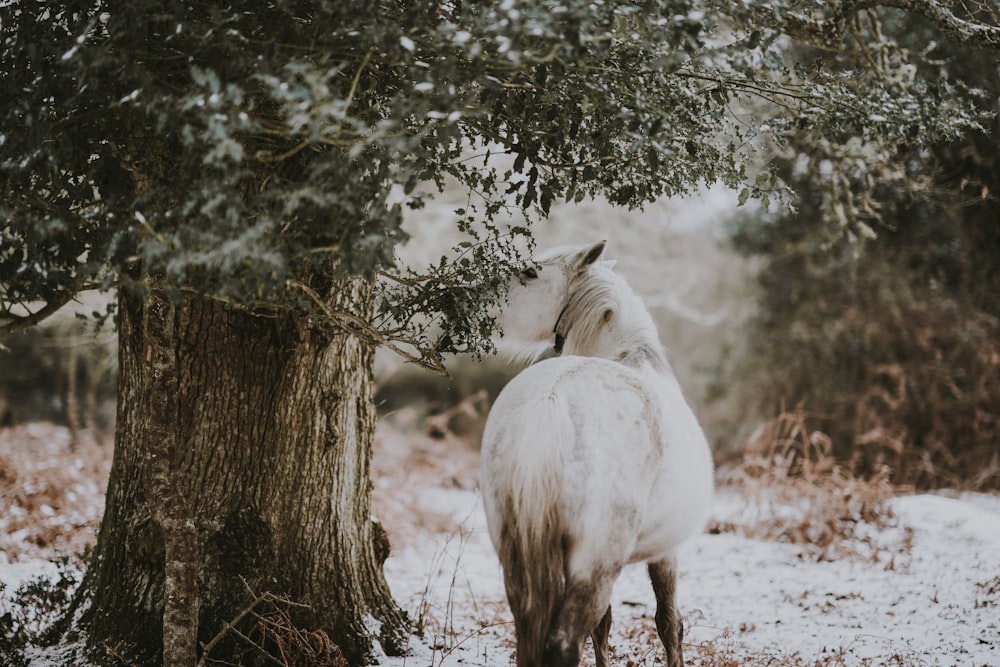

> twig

[
  {"left": 291, "top": 279, "right": 449, "bottom": 374},
  {"left": 197, "top": 593, "right": 274, "bottom": 666},
  {"left": 435, "top": 620, "right": 514, "bottom": 667},
  {"left": 198, "top": 583, "right": 317, "bottom": 667}
]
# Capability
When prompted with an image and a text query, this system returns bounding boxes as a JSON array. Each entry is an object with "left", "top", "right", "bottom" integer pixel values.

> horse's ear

[{"left": 573, "top": 241, "right": 606, "bottom": 272}]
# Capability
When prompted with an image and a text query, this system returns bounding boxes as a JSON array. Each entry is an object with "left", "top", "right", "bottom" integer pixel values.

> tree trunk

[{"left": 62, "top": 279, "right": 408, "bottom": 666}]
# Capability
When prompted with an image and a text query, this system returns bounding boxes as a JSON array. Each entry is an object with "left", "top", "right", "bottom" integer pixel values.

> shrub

[
  {"left": 713, "top": 407, "right": 908, "bottom": 563},
  {"left": 722, "top": 12, "right": 1000, "bottom": 490}
]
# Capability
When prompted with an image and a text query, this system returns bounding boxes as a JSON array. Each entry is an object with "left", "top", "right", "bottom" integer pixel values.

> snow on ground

[
  {"left": 2, "top": 423, "right": 999, "bottom": 667},
  {"left": 376, "top": 444, "right": 1000, "bottom": 667},
  {"left": 684, "top": 493, "right": 1000, "bottom": 665}
]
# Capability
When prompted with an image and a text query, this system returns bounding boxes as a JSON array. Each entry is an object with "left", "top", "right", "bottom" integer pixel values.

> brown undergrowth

[
  {"left": 0, "top": 423, "right": 111, "bottom": 563},
  {"left": 711, "top": 406, "right": 912, "bottom": 565},
  {"left": 198, "top": 587, "right": 348, "bottom": 667},
  {"left": 848, "top": 348, "right": 1000, "bottom": 490}
]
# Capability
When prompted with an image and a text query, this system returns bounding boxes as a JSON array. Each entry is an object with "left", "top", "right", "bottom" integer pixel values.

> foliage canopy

[{"left": 2, "top": 0, "right": 998, "bottom": 369}]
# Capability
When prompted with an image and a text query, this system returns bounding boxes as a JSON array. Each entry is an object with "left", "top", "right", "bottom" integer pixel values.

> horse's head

[{"left": 493, "top": 241, "right": 608, "bottom": 361}]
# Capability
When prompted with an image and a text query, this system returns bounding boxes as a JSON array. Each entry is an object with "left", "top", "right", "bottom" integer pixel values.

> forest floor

[{"left": 2, "top": 419, "right": 999, "bottom": 667}]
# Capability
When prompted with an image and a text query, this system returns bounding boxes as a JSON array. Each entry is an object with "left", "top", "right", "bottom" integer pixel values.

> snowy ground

[
  {"left": 2, "top": 422, "right": 999, "bottom": 667},
  {"left": 373, "top": 425, "right": 1000, "bottom": 667},
  {"left": 379, "top": 485, "right": 1000, "bottom": 667}
]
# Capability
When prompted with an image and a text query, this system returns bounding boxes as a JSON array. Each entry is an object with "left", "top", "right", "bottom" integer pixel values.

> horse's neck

[
  {"left": 595, "top": 327, "right": 669, "bottom": 373},
  {"left": 562, "top": 298, "right": 672, "bottom": 375},
  {"left": 614, "top": 334, "right": 671, "bottom": 374}
]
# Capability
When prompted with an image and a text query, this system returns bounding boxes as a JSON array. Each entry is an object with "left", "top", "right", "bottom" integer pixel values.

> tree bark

[{"left": 61, "top": 279, "right": 408, "bottom": 666}]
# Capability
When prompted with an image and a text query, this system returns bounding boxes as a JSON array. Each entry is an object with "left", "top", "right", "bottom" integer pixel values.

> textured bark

[
  {"left": 64, "top": 279, "right": 407, "bottom": 666},
  {"left": 144, "top": 288, "right": 203, "bottom": 666}
]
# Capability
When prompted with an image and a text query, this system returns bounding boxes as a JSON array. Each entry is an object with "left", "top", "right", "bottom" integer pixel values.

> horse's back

[{"left": 481, "top": 356, "right": 671, "bottom": 573}]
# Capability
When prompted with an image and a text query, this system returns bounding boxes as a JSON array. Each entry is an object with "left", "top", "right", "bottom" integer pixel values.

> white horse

[{"left": 480, "top": 241, "right": 714, "bottom": 667}]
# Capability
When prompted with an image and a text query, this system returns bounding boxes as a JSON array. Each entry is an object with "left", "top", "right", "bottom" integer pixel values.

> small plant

[
  {"left": 0, "top": 584, "right": 27, "bottom": 667},
  {"left": 0, "top": 555, "right": 84, "bottom": 645},
  {"left": 974, "top": 576, "right": 1000, "bottom": 609}
]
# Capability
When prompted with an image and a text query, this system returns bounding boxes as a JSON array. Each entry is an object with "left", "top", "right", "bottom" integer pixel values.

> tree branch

[
  {"left": 755, "top": 0, "right": 1000, "bottom": 50},
  {"left": 875, "top": 0, "right": 1000, "bottom": 49},
  {"left": 0, "top": 273, "right": 91, "bottom": 336},
  {"left": 292, "top": 279, "right": 449, "bottom": 375},
  {"left": 0, "top": 299, "right": 72, "bottom": 336}
]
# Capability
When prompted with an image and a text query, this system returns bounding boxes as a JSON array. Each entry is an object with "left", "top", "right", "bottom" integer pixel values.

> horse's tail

[{"left": 491, "top": 393, "right": 573, "bottom": 667}]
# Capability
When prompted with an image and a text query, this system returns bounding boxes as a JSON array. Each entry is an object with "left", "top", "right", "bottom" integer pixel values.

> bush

[
  {"left": 723, "top": 219, "right": 1000, "bottom": 489},
  {"left": 712, "top": 406, "right": 907, "bottom": 563},
  {"left": 0, "top": 556, "right": 84, "bottom": 658},
  {"left": 721, "top": 12, "right": 1000, "bottom": 490}
]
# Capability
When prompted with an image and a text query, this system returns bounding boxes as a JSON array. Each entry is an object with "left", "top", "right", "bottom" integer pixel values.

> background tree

[
  {"left": 725, "top": 3, "right": 1000, "bottom": 490},
  {"left": 1, "top": 1, "right": 997, "bottom": 665}
]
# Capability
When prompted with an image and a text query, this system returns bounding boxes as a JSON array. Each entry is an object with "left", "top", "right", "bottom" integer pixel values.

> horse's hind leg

[
  {"left": 543, "top": 577, "right": 615, "bottom": 667},
  {"left": 648, "top": 557, "right": 684, "bottom": 667},
  {"left": 590, "top": 605, "right": 612, "bottom": 667}
]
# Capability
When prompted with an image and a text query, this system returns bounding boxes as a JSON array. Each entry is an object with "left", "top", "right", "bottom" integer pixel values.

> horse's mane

[{"left": 559, "top": 265, "right": 669, "bottom": 372}]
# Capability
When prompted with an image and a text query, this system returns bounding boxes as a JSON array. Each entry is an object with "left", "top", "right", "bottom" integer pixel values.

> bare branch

[{"left": 197, "top": 590, "right": 284, "bottom": 666}]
